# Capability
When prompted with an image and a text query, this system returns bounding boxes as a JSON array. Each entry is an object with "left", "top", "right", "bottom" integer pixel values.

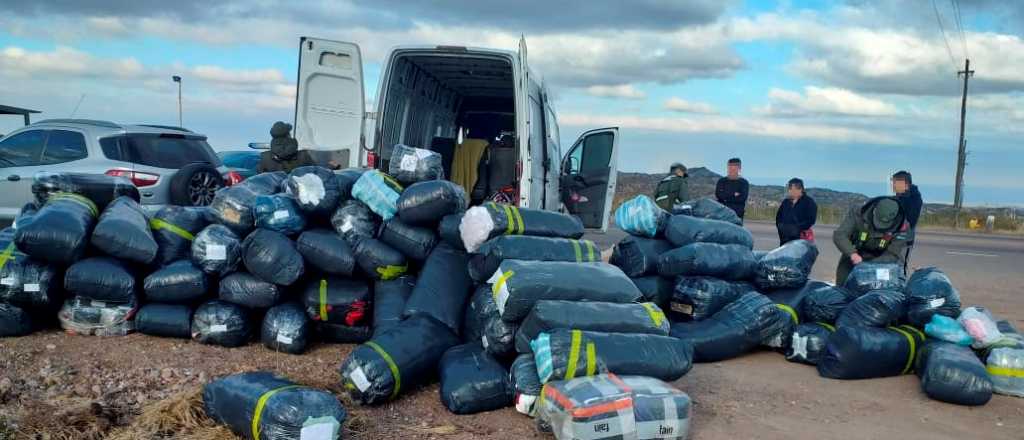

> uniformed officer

[
  {"left": 654, "top": 163, "right": 688, "bottom": 211},
  {"left": 833, "top": 196, "right": 910, "bottom": 285}
]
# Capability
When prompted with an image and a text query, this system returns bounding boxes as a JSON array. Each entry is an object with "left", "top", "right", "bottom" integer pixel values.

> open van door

[
  {"left": 560, "top": 127, "right": 619, "bottom": 231},
  {"left": 294, "top": 37, "right": 365, "bottom": 168}
]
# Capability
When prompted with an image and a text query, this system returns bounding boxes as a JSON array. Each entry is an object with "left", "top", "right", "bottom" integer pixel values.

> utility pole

[
  {"left": 953, "top": 58, "right": 973, "bottom": 228},
  {"left": 172, "top": 75, "right": 183, "bottom": 127}
]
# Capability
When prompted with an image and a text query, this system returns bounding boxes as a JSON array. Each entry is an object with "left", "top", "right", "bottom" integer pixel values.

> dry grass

[
  {"left": 105, "top": 388, "right": 235, "bottom": 440},
  {"left": 15, "top": 397, "right": 122, "bottom": 440}
]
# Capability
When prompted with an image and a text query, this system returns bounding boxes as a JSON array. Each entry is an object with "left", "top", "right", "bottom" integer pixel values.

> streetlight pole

[{"left": 172, "top": 75, "right": 182, "bottom": 127}]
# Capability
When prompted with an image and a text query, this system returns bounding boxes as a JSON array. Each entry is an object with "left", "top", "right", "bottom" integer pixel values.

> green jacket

[
  {"left": 833, "top": 204, "right": 909, "bottom": 264},
  {"left": 654, "top": 175, "right": 688, "bottom": 211}
]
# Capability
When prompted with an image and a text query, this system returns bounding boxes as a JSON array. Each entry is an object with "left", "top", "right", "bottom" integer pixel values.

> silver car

[{"left": 0, "top": 119, "right": 239, "bottom": 219}]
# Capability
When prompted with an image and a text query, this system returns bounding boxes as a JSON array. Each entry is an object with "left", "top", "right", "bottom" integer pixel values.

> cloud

[
  {"left": 754, "top": 86, "right": 900, "bottom": 117},
  {"left": 663, "top": 97, "right": 717, "bottom": 114},
  {"left": 585, "top": 85, "right": 646, "bottom": 100},
  {"left": 0, "top": 46, "right": 144, "bottom": 80}
]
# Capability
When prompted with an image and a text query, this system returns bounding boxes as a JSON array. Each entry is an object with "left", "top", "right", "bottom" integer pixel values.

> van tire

[{"left": 169, "top": 163, "right": 224, "bottom": 206}]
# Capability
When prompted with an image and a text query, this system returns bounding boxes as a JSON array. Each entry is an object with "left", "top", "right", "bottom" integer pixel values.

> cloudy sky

[{"left": 1, "top": 0, "right": 1021, "bottom": 205}]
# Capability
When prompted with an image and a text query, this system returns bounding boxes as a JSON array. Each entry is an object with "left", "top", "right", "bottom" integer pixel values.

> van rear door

[
  {"left": 560, "top": 128, "right": 619, "bottom": 231},
  {"left": 294, "top": 37, "right": 365, "bottom": 168}
]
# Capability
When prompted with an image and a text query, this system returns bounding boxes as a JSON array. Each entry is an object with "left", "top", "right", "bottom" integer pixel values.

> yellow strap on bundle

[
  {"left": 491, "top": 270, "right": 515, "bottom": 301},
  {"left": 584, "top": 240, "right": 596, "bottom": 262},
  {"left": 888, "top": 326, "right": 918, "bottom": 375},
  {"left": 585, "top": 342, "right": 597, "bottom": 376},
  {"left": 365, "top": 341, "right": 402, "bottom": 398},
  {"left": 510, "top": 206, "right": 525, "bottom": 234},
  {"left": 986, "top": 365, "right": 1024, "bottom": 378},
  {"left": 897, "top": 324, "right": 926, "bottom": 341},
  {"left": 502, "top": 204, "right": 516, "bottom": 235},
  {"left": 150, "top": 218, "right": 194, "bottom": 241},
  {"left": 775, "top": 304, "right": 799, "bottom": 324},
  {"left": 571, "top": 240, "right": 583, "bottom": 263},
  {"left": 641, "top": 303, "right": 666, "bottom": 328},
  {"left": 376, "top": 264, "right": 407, "bottom": 280},
  {"left": 319, "top": 279, "right": 329, "bottom": 321},
  {"left": 0, "top": 243, "right": 16, "bottom": 271},
  {"left": 49, "top": 192, "right": 98, "bottom": 217},
  {"left": 816, "top": 322, "right": 836, "bottom": 332},
  {"left": 565, "top": 330, "right": 584, "bottom": 380},
  {"left": 251, "top": 384, "right": 302, "bottom": 440}
]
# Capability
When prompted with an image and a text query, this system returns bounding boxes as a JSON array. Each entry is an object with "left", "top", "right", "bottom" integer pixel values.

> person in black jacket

[
  {"left": 892, "top": 170, "right": 923, "bottom": 272},
  {"left": 776, "top": 178, "right": 818, "bottom": 245},
  {"left": 716, "top": 157, "right": 749, "bottom": 222}
]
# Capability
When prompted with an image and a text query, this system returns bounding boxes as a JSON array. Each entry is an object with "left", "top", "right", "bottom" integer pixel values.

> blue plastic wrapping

[
  {"left": 351, "top": 170, "right": 403, "bottom": 221},
  {"left": 614, "top": 195, "right": 668, "bottom": 238}
]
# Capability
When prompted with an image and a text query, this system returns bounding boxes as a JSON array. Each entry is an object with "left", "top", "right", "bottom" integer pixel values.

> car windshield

[{"left": 103, "top": 133, "right": 221, "bottom": 169}]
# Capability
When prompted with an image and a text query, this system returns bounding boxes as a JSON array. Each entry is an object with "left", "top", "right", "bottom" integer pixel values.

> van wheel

[{"left": 170, "top": 163, "right": 224, "bottom": 206}]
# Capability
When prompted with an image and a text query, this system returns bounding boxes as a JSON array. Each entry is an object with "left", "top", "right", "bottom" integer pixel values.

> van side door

[
  {"left": 294, "top": 37, "right": 366, "bottom": 168},
  {"left": 560, "top": 128, "right": 619, "bottom": 231}
]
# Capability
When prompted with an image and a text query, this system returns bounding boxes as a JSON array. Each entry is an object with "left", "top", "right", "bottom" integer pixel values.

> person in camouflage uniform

[
  {"left": 833, "top": 196, "right": 910, "bottom": 284},
  {"left": 654, "top": 163, "right": 688, "bottom": 211}
]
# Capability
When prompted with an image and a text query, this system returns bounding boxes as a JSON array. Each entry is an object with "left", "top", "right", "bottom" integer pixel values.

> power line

[
  {"left": 932, "top": 0, "right": 959, "bottom": 70},
  {"left": 951, "top": 0, "right": 969, "bottom": 59}
]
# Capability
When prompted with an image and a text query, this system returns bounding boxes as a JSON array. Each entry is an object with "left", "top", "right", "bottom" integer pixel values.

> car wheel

[{"left": 169, "top": 163, "right": 224, "bottom": 206}]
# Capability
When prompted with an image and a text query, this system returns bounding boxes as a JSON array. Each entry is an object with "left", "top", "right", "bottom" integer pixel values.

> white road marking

[{"left": 946, "top": 251, "right": 1000, "bottom": 257}]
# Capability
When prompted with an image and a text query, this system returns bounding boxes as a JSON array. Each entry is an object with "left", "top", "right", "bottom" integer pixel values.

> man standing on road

[
  {"left": 892, "top": 170, "right": 922, "bottom": 272},
  {"left": 776, "top": 178, "right": 817, "bottom": 245},
  {"left": 654, "top": 163, "right": 689, "bottom": 211},
  {"left": 716, "top": 157, "right": 749, "bottom": 223},
  {"left": 833, "top": 196, "right": 911, "bottom": 284}
]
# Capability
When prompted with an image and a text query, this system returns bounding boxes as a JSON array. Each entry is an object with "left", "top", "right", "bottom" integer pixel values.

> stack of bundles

[
  {"left": 31, "top": 171, "right": 138, "bottom": 211},
  {"left": 669, "top": 292, "right": 789, "bottom": 362},
  {"left": 817, "top": 324, "right": 925, "bottom": 379},
  {"left": 150, "top": 206, "right": 208, "bottom": 266},
  {"left": 302, "top": 276, "right": 372, "bottom": 344},
  {"left": 203, "top": 371, "right": 346, "bottom": 440},
  {"left": 532, "top": 329, "right": 692, "bottom": 383},
  {"left": 459, "top": 202, "right": 584, "bottom": 253},
  {"left": 680, "top": 197, "right": 742, "bottom": 225},
  {"left": 663, "top": 214, "right": 754, "bottom": 249},
  {"left": 439, "top": 344, "right": 513, "bottom": 414},
  {"left": 470, "top": 235, "right": 601, "bottom": 282},
  {"left": 754, "top": 239, "right": 818, "bottom": 291},
  {"left": 0, "top": 228, "right": 61, "bottom": 336},
  {"left": 61, "top": 256, "right": 138, "bottom": 336},
  {"left": 915, "top": 341, "right": 993, "bottom": 405},
  {"left": 339, "top": 315, "right": 460, "bottom": 405},
  {"left": 614, "top": 195, "right": 668, "bottom": 238},
  {"left": 842, "top": 262, "right": 905, "bottom": 297},
  {"left": 138, "top": 260, "right": 210, "bottom": 338},
  {"left": 283, "top": 166, "right": 340, "bottom": 219},
  {"left": 389, "top": 144, "right": 444, "bottom": 184},
  {"left": 208, "top": 172, "right": 286, "bottom": 234},
  {"left": 904, "top": 267, "right": 961, "bottom": 327},
  {"left": 536, "top": 374, "right": 692, "bottom": 440}
]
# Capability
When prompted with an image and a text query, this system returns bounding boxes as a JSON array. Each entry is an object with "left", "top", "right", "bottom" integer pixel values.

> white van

[{"left": 293, "top": 37, "right": 620, "bottom": 231}]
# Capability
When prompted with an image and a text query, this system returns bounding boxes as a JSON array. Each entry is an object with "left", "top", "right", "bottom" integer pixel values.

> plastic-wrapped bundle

[
  {"left": 262, "top": 302, "right": 311, "bottom": 355},
  {"left": 219, "top": 272, "right": 282, "bottom": 309},
  {"left": 136, "top": 304, "right": 193, "bottom": 339},
  {"left": 208, "top": 185, "right": 268, "bottom": 235},
  {"left": 668, "top": 276, "right": 754, "bottom": 322},
  {"left": 373, "top": 276, "right": 414, "bottom": 337},
  {"left": 488, "top": 260, "right": 642, "bottom": 323},
  {"left": 987, "top": 348, "right": 1024, "bottom": 398},
  {"left": 460, "top": 202, "right": 585, "bottom": 253},
  {"left": 151, "top": 206, "right": 208, "bottom": 266},
  {"left": 403, "top": 244, "right": 471, "bottom": 333},
  {"left": 14, "top": 192, "right": 97, "bottom": 264},
  {"left": 801, "top": 282, "right": 852, "bottom": 323},
  {"left": 351, "top": 170, "right": 403, "bottom": 221},
  {"left": 462, "top": 286, "right": 518, "bottom": 358},
  {"left": 669, "top": 292, "right": 789, "bottom": 362},
  {"left": 916, "top": 341, "right": 993, "bottom": 406},
  {"left": 0, "top": 303, "right": 33, "bottom": 337},
  {"left": 389, "top": 144, "right": 444, "bottom": 184},
  {"left": 609, "top": 236, "right": 673, "bottom": 278},
  {"left": 65, "top": 257, "right": 136, "bottom": 303},
  {"left": 842, "top": 262, "right": 905, "bottom": 297},
  {"left": 317, "top": 322, "right": 372, "bottom": 344},
  {"left": 353, "top": 238, "right": 407, "bottom": 280},
  {"left": 533, "top": 330, "right": 693, "bottom": 383},
  {"left": 241, "top": 229, "right": 304, "bottom": 286},
  {"left": 614, "top": 195, "right": 668, "bottom": 238},
  {"left": 469, "top": 235, "right": 600, "bottom": 282},
  {"left": 785, "top": 322, "right": 834, "bottom": 365},
  {"left": 339, "top": 315, "right": 460, "bottom": 405},
  {"left": 253, "top": 195, "right": 306, "bottom": 236},
  {"left": 301, "top": 277, "right": 370, "bottom": 326},
  {"left": 439, "top": 344, "right": 513, "bottom": 414},
  {"left": 191, "top": 300, "right": 252, "bottom": 347},
  {"left": 437, "top": 213, "right": 465, "bottom": 250},
  {"left": 336, "top": 168, "right": 366, "bottom": 201},
  {"left": 925, "top": 314, "right": 973, "bottom": 346},
  {"left": 631, "top": 276, "right": 674, "bottom": 308},
  {"left": 31, "top": 172, "right": 138, "bottom": 211},
  {"left": 58, "top": 297, "right": 137, "bottom": 336},
  {"left": 511, "top": 354, "right": 542, "bottom": 417},
  {"left": 515, "top": 301, "right": 669, "bottom": 353},
  {"left": 13, "top": 202, "right": 38, "bottom": 229},
  {"left": 959, "top": 306, "right": 1004, "bottom": 349},
  {"left": 378, "top": 218, "right": 437, "bottom": 261},
  {"left": 91, "top": 197, "right": 158, "bottom": 264},
  {"left": 663, "top": 214, "right": 754, "bottom": 249},
  {"left": 0, "top": 233, "right": 60, "bottom": 309},
  {"left": 283, "top": 166, "right": 340, "bottom": 217},
  {"left": 396, "top": 181, "right": 467, "bottom": 227},
  {"left": 330, "top": 200, "right": 380, "bottom": 246},
  {"left": 657, "top": 243, "right": 756, "bottom": 280},
  {"left": 191, "top": 224, "right": 242, "bottom": 276},
  {"left": 904, "top": 267, "right": 962, "bottom": 327},
  {"left": 682, "top": 197, "right": 742, "bottom": 225},
  {"left": 143, "top": 260, "right": 209, "bottom": 304},
  {"left": 240, "top": 171, "right": 288, "bottom": 194},
  {"left": 836, "top": 290, "right": 906, "bottom": 328},
  {"left": 537, "top": 374, "right": 692, "bottom": 440},
  {"left": 203, "top": 371, "right": 346, "bottom": 440},
  {"left": 817, "top": 325, "right": 925, "bottom": 379},
  {"left": 754, "top": 240, "right": 819, "bottom": 291},
  {"left": 295, "top": 229, "right": 355, "bottom": 277},
  {"left": 763, "top": 302, "right": 801, "bottom": 350}
]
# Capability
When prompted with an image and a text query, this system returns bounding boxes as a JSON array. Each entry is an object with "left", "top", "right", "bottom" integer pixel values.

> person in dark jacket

[
  {"left": 257, "top": 121, "right": 319, "bottom": 173},
  {"left": 892, "top": 170, "right": 922, "bottom": 272},
  {"left": 776, "top": 178, "right": 818, "bottom": 245},
  {"left": 654, "top": 163, "right": 688, "bottom": 211},
  {"left": 716, "top": 157, "right": 749, "bottom": 222}
]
